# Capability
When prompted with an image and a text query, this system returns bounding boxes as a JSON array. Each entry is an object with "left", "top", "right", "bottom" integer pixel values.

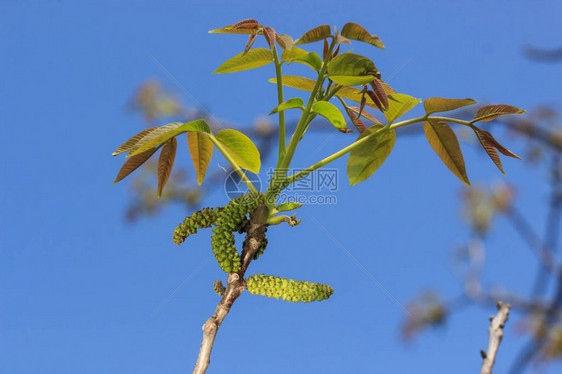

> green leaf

[
  {"left": 113, "top": 147, "right": 160, "bottom": 184},
  {"left": 329, "top": 75, "right": 374, "bottom": 86},
  {"left": 276, "top": 201, "right": 304, "bottom": 212},
  {"left": 128, "top": 120, "right": 210, "bottom": 156},
  {"left": 294, "top": 25, "right": 331, "bottom": 45},
  {"left": 112, "top": 127, "right": 158, "bottom": 156},
  {"left": 311, "top": 101, "right": 346, "bottom": 130},
  {"left": 157, "top": 138, "right": 177, "bottom": 197},
  {"left": 269, "top": 75, "right": 316, "bottom": 92},
  {"left": 340, "top": 23, "right": 385, "bottom": 49},
  {"left": 424, "top": 120, "right": 470, "bottom": 186},
  {"left": 423, "top": 97, "right": 477, "bottom": 115},
  {"left": 384, "top": 93, "right": 421, "bottom": 124},
  {"left": 213, "top": 48, "right": 273, "bottom": 74},
  {"left": 327, "top": 53, "right": 378, "bottom": 78},
  {"left": 472, "top": 104, "right": 526, "bottom": 122},
  {"left": 347, "top": 125, "right": 396, "bottom": 186},
  {"left": 187, "top": 131, "right": 214, "bottom": 185},
  {"left": 281, "top": 47, "right": 322, "bottom": 71},
  {"left": 209, "top": 19, "right": 261, "bottom": 34},
  {"left": 215, "top": 129, "right": 261, "bottom": 173},
  {"left": 270, "top": 98, "right": 304, "bottom": 114}
]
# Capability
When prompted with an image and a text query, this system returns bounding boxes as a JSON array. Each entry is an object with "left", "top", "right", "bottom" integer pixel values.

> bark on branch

[
  {"left": 480, "top": 301, "right": 511, "bottom": 374},
  {"left": 192, "top": 205, "right": 268, "bottom": 374}
]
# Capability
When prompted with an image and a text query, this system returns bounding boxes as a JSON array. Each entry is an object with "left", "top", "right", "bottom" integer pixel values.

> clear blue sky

[{"left": 2, "top": 1, "right": 562, "bottom": 373}]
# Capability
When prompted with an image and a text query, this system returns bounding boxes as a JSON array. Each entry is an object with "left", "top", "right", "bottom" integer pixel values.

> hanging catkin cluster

[
  {"left": 172, "top": 193, "right": 266, "bottom": 273},
  {"left": 245, "top": 274, "right": 333, "bottom": 303}
]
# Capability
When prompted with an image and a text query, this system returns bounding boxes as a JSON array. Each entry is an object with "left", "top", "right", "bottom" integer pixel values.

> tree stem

[{"left": 192, "top": 205, "right": 268, "bottom": 374}]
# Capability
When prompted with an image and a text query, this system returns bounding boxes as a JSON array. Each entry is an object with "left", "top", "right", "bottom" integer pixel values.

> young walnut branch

[
  {"left": 480, "top": 301, "right": 511, "bottom": 374},
  {"left": 192, "top": 205, "right": 269, "bottom": 374}
]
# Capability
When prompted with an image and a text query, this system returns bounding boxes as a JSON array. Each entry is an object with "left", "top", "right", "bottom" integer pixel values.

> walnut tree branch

[
  {"left": 192, "top": 205, "right": 268, "bottom": 374},
  {"left": 480, "top": 301, "right": 511, "bottom": 374}
]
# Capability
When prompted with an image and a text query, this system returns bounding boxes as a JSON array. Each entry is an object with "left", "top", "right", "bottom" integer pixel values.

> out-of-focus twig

[{"left": 481, "top": 301, "right": 511, "bottom": 374}]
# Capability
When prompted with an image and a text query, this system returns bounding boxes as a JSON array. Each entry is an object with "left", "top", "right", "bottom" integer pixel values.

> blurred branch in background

[{"left": 401, "top": 104, "right": 562, "bottom": 372}]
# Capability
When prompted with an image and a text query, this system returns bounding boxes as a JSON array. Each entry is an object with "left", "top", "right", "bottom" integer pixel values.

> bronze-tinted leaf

[
  {"left": 472, "top": 104, "right": 526, "bottom": 122},
  {"left": 209, "top": 19, "right": 261, "bottom": 34},
  {"left": 344, "top": 106, "right": 366, "bottom": 133},
  {"left": 347, "top": 106, "right": 382, "bottom": 126},
  {"left": 294, "top": 25, "right": 331, "bottom": 45},
  {"left": 112, "top": 127, "right": 158, "bottom": 156},
  {"left": 235, "top": 19, "right": 259, "bottom": 29},
  {"left": 423, "top": 97, "right": 477, "bottom": 115},
  {"left": 268, "top": 75, "right": 316, "bottom": 92},
  {"left": 157, "top": 138, "right": 177, "bottom": 197},
  {"left": 243, "top": 33, "right": 258, "bottom": 55},
  {"left": 340, "top": 23, "right": 385, "bottom": 49},
  {"left": 474, "top": 126, "right": 520, "bottom": 159},
  {"left": 187, "top": 131, "right": 214, "bottom": 185},
  {"left": 276, "top": 34, "right": 294, "bottom": 50},
  {"left": 473, "top": 127, "right": 504, "bottom": 174},
  {"left": 323, "top": 38, "right": 329, "bottom": 59},
  {"left": 424, "top": 120, "right": 470, "bottom": 186},
  {"left": 113, "top": 147, "right": 159, "bottom": 184},
  {"left": 369, "top": 77, "right": 389, "bottom": 110},
  {"left": 263, "top": 27, "right": 277, "bottom": 50}
]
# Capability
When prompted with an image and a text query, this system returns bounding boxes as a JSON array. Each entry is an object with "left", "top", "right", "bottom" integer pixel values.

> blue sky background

[{"left": 2, "top": 1, "right": 562, "bottom": 373}]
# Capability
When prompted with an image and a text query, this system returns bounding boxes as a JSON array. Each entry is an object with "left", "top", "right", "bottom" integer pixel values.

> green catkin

[
  {"left": 245, "top": 274, "right": 334, "bottom": 303},
  {"left": 211, "top": 193, "right": 266, "bottom": 273},
  {"left": 173, "top": 207, "right": 222, "bottom": 245}
]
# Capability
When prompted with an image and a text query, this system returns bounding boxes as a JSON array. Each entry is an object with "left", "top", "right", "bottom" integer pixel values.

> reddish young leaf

[
  {"left": 113, "top": 147, "right": 159, "bottom": 184},
  {"left": 263, "top": 27, "right": 277, "bottom": 50},
  {"left": 369, "top": 77, "right": 389, "bottom": 110},
  {"left": 474, "top": 127, "right": 521, "bottom": 159},
  {"left": 472, "top": 104, "right": 526, "bottom": 122},
  {"left": 112, "top": 127, "right": 158, "bottom": 156},
  {"left": 209, "top": 19, "right": 261, "bottom": 34},
  {"left": 244, "top": 33, "right": 258, "bottom": 55},
  {"left": 234, "top": 19, "right": 259, "bottom": 29},
  {"left": 367, "top": 90, "right": 385, "bottom": 112},
  {"left": 157, "top": 138, "right": 178, "bottom": 197},
  {"left": 323, "top": 38, "right": 329, "bottom": 60},
  {"left": 348, "top": 106, "right": 382, "bottom": 126},
  {"left": 344, "top": 106, "right": 366, "bottom": 133},
  {"left": 473, "top": 128, "right": 505, "bottom": 174}
]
